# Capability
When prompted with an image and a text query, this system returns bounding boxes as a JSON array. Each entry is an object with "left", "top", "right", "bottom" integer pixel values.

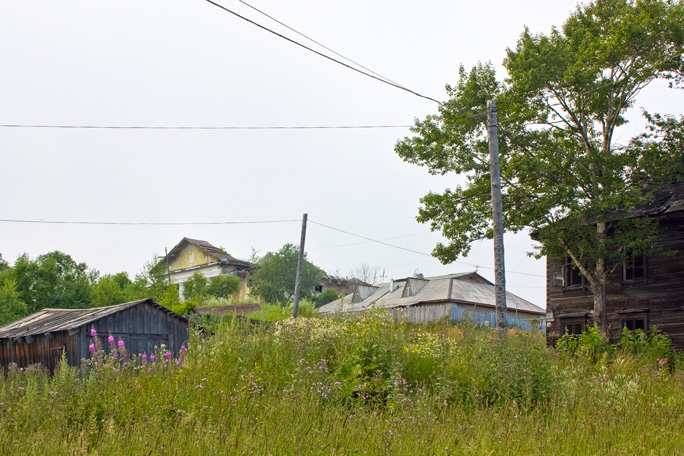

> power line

[
  {"left": 205, "top": 0, "right": 443, "bottom": 105},
  {"left": 235, "top": 0, "right": 404, "bottom": 88},
  {"left": 309, "top": 219, "right": 545, "bottom": 278},
  {"left": 0, "top": 124, "right": 412, "bottom": 130},
  {"left": 0, "top": 218, "right": 299, "bottom": 226}
]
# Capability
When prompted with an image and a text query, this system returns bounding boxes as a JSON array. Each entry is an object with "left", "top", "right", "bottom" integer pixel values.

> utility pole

[
  {"left": 292, "top": 213, "right": 308, "bottom": 318},
  {"left": 487, "top": 100, "right": 507, "bottom": 328},
  {"left": 165, "top": 247, "right": 171, "bottom": 283}
]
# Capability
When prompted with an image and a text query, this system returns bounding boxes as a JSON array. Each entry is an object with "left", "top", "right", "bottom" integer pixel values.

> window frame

[{"left": 622, "top": 254, "right": 647, "bottom": 282}]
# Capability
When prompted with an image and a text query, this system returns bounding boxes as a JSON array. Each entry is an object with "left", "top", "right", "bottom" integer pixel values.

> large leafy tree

[
  {"left": 249, "top": 243, "right": 323, "bottom": 305},
  {"left": 396, "top": 0, "right": 684, "bottom": 334},
  {"left": 13, "top": 251, "right": 95, "bottom": 313}
]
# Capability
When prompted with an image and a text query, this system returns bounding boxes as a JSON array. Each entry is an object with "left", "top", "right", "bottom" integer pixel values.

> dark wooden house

[
  {"left": 0, "top": 299, "right": 190, "bottom": 371},
  {"left": 545, "top": 182, "right": 684, "bottom": 347}
]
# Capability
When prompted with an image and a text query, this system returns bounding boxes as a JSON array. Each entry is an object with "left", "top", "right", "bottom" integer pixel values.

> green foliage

[
  {"left": 183, "top": 272, "right": 209, "bottom": 302},
  {"left": 0, "top": 278, "right": 28, "bottom": 326},
  {"left": 12, "top": 251, "right": 94, "bottom": 313},
  {"left": 314, "top": 288, "right": 339, "bottom": 307},
  {"left": 91, "top": 273, "right": 132, "bottom": 307},
  {"left": 207, "top": 274, "right": 240, "bottom": 299},
  {"left": 395, "top": 0, "right": 684, "bottom": 331},
  {"left": 2, "top": 314, "right": 684, "bottom": 454},
  {"left": 556, "top": 325, "right": 615, "bottom": 363},
  {"left": 249, "top": 243, "right": 323, "bottom": 305},
  {"left": 620, "top": 327, "right": 674, "bottom": 364}
]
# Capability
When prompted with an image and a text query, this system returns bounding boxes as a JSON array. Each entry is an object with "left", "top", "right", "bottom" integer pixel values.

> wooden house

[
  {"left": 544, "top": 182, "right": 684, "bottom": 347},
  {"left": 160, "top": 238, "right": 253, "bottom": 299},
  {"left": 319, "top": 272, "right": 546, "bottom": 329},
  {"left": 0, "top": 299, "right": 190, "bottom": 371}
]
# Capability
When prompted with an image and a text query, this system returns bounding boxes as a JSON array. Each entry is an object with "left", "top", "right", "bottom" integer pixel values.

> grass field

[{"left": 1, "top": 310, "right": 683, "bottom": 455}]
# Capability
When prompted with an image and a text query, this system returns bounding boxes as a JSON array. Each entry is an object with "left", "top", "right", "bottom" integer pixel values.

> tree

[
  {"left": 183, "top": 272, "right": 209, "bottom": 302},
  {"left": 12, "top": 251, "right": 94, "bottom": 313},
  {"left": 92, "top": 272, "right": 132, "bottom": 307},
  {"left": 249, "top": 243, "right": 323, "bottom": 305},
  {"left": 207, "top": 274, "right": 240, "bottom": 299},
  {"left": 0, "top": 278, "right": 27, "bottom": 326},
  {"left": 395, "top": 0, "right": 684, "bottom": 334},
  {"left": 348, "top": 263, "right": 383, "bottom": 285},
  {"left": 314, "top": 288, "right": 339, "bottom": 307}
]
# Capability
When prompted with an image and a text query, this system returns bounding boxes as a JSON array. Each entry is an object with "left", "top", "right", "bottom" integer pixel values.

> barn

[{"left": 0, "top": 299, "right": 190, "bottom": 371}]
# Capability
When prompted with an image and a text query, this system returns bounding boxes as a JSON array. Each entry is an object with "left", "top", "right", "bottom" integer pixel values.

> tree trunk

[{"left": 593, "top": 222, "right": 608, "bottom": 335}]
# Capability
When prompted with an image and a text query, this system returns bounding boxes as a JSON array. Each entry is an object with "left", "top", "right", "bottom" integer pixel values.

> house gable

[{"left": 168, "top": 242, "right": 220, "bottom": 271}]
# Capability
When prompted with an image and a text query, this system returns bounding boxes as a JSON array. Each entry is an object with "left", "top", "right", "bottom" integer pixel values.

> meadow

[{"left": 1, "top": 309, "right": 683, "bottom": 455}]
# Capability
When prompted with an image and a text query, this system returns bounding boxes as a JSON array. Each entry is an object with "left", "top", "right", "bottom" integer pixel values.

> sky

[{"left": 1, "top": 0, "right": 682, "bottom": 308}]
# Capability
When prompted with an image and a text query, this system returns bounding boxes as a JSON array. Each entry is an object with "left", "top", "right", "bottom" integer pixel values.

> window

[
  {"left": 623, "top": 254, "right": 646, "bottom": 281},
  {"left": 563, "top": 322, "right": 585, "bottom": 335},
  {"left": 563, "top": 257, "right": 583, "bottom": 287},
  {"left": 622, "top": 318, "right": 646, "bottom": 332}
]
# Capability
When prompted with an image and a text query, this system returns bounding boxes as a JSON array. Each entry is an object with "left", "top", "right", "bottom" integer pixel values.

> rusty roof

[
  {"left": 0, "top": 299, "right": 189, "bottom": 339},
  {"left": 193, "top": 304, "right": 261, "bottom": 316},
  {"left": 164, "top": 237, "right": 253, "bottom": 270}
]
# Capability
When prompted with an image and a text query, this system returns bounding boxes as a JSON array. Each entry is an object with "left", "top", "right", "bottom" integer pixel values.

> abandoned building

[{"left": 0, "top": 299, "right": 190, "bottom": 371}]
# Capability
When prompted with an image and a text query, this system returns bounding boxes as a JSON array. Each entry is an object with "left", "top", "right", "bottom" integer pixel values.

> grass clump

[{"left": 1, "top": 310, "right": 683, "bottom": 455}]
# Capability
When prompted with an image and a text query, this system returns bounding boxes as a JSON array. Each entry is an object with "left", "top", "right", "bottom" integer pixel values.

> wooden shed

[{"left": 0, "top": 299, "right": 190, "bottom": 371}]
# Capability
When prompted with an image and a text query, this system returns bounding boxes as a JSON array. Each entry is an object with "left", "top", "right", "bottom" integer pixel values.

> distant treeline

[{"left": 0, "top": 251, "right": 180, "bottom": 326}]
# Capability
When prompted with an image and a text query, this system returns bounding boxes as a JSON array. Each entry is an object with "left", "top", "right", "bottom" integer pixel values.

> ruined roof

[
  {"left": 193, "top": 304, "right": 261, "bottom": 316},
  {"left": 165, "top": 237, "right": 252, "bottom": 270},
  {"left": 0, "top": 299, "right": 188, "bottom": 339},
  {"left": 318, "top": 272, "right": 545, "bottom": 315}
]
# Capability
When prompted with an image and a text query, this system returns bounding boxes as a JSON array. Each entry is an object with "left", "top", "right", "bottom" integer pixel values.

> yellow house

[{"left": 161, "top": 238, "right": 253, "bottom": 299}]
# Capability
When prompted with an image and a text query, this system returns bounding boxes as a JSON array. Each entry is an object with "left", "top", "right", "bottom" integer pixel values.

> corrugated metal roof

[
  {"left": 318, "top": 272, "right": 545, "bottom": 315},
  {"left": 0, "top": 299, "right": 189, "bottom": 339}
]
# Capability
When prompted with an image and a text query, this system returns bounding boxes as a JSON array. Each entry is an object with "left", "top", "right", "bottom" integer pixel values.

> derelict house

[
  {"left": 0, "top": 299, "right": 190, "bottom": 371},
  {"left": 319, "top": 272, "right": 546, "bottom": 329}
]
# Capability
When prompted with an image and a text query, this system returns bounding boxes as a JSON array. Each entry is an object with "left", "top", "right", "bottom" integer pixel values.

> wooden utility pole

[
  {"left": 165, "top": 247, "right": 171, "bottom": 283},
  {"left": 487, "top": 100, "right": 508, "bottom": 328},
  {"left": 292, "top": 213, "right": 308, "bottom": 318}
]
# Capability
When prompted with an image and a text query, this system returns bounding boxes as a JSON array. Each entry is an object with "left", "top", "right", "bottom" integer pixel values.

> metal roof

[
  {"left": 318, "top": 272, "right": 545, "bottom": 315},
  {"left": 164, "top": 237, "right": 253, "bottom": 270},
  {"left": 0, "top": 299, "right": 189, "bottom": 339}
]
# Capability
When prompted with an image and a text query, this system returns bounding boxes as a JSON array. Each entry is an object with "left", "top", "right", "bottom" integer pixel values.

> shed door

[{"left": 130, "top": 335, "right": 170, "bottom": 356}]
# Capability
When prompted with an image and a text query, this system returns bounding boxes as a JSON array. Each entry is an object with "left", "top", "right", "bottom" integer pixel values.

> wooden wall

[
  {"left": 0, "top": 302, "right": 189, "bottom": 371},
  {"left": 546, "top": 212, "right": 684, "bottom": 347}
]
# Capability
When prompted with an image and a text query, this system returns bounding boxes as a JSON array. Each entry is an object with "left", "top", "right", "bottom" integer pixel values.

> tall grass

[{"left": 1, "top": 310, "right": 683, "bottom": 455}]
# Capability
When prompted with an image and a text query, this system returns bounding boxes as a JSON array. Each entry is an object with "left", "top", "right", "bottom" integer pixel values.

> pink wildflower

[
  {"left": 118, "top": 340, "right": 125, "bottom": 349},
  {"left": 142, "top": 354, "right": 148, "bottom": 362},
  {"left": 150, "top": 355, "right": 155, "bottom": 362},
  {"left": 165, "top": 351, "right": 172, "bottom": 359},
  {"left": 181, "top": 345, "right": 187, "bottom": 352},
  {"left": 176, "top": 358, "right": 182, "bottom": 367},
  {"left": 108, "top": 335, "right": 115, "bottom": 344},
  {"left": 88, "top": 343, "right": 96, "bottom": 353},
  {"left": 91, "top": 328, "right": 97, "bottom": 337}
]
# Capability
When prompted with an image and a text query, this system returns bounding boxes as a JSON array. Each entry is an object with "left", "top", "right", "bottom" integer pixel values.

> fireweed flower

[
  {"left": 165, "top": 351, "right": 172, "bottom": 359},
  {"left": 181, "top": 345, "right": 187, "bottom": 352},
  {"left": 150, "top": 355, "right": 155, "bottom": 362},
  {"left": 176, "top": 358, "right": 182, "bottom": 367},
  {"left": 142, "top": 354, "right": 148, "bottom": 362},
  {"left": 89, "top": 343, "right": 96, "bottom": 353},
  {"left": 118, "top": 340, "right": 125, "bottom": 349},
  {"left": 91, "top": 328, "right": 97, "bottom": 337},
  {"left": 108, "top": 335, "right": 115, "bottom": 344}
]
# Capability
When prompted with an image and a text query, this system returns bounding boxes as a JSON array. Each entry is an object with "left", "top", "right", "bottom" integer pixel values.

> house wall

[
  {"left": 169, "top": 244, "right": 218, "bottom": 270},
  {"left": 546, "top": 212, "right": 684, "bottom": 347},
  {"left": 0, "top": 331, "right": 80, "bottom": 372},
  {"left": 0, "top": 303, "right": 189, "bottom": 371},
  {"left": 391, "top": 303, "right": 544, "bottom": 329}
]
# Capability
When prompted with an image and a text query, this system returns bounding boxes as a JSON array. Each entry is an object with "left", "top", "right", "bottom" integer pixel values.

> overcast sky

[{"left": 1, "top": 0, "right": 682, "bottom": 308}]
